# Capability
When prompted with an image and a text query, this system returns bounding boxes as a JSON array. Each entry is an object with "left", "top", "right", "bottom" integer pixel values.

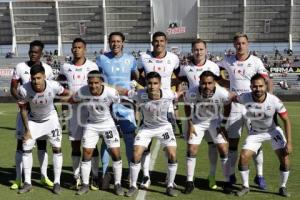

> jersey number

[
  {"left": 105, "top": 131, "right": 113, "bottom": 139},
  {"left": 162, "top": 132, "right": 170, "bottom": 140}
]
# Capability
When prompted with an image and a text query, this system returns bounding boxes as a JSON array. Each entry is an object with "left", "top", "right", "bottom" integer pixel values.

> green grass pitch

[{"left": 0, "top": 102, "right": 299, "bottom": 200}]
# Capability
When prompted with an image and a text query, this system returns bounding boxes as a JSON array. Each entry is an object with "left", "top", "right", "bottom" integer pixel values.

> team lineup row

[{"left": 9, "top": 31, "right": 292, "bottom": 197}]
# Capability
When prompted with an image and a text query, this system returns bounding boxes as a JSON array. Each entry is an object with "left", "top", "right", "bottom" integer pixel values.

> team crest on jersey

[{"left": 125, "top": 59, "right": 130, "bottom": 65}]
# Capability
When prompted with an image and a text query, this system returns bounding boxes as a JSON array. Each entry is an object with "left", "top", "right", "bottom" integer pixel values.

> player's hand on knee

[
  {"left": 22, "top": 130, "right": 32, "bottom": 142},
  {"left": 285, "top": 142, "right": 292, "bottom": 155},
  {"left": 187, "top": 124, "right": 196, "bottom": 140},
  {"left": 217, "top": 127, "right": 228, "bottom": 140}
]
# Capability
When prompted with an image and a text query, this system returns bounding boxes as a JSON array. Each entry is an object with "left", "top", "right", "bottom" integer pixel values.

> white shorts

[
  {"left": 15, "top": 112, "right": 47, "bottom": 140},
  {"left": 188, "top": 120, "right": 227, "bottom": 145},
  {"left": 227, "top": 102, "right": 250, "bottom": 139},
  {"left": 242, "top": 126, "right": 286, "bottom": 153},
  {"left": 68, "top": 104, "right": 88, "bottom": 141},
  {"left": 23, "top": 112, "right": 62, "bottom": 151},
  {"left": 82, "top": 121, "right": 120, "bottom": 149},
  {"left": 134, "top": 124, "right": 177, "bottom": 148}
]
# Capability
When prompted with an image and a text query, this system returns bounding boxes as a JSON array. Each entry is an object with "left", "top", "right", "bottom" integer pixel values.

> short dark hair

[
  {"left": 109, "top": 32, "right": 125, "bottom": 42},
  {"left": 192, "top": 38, "right": 207, "bottom": 49},
  {"left": 87, "top": 70, "right": 103, "bottom": 81},
  {"left": 199, "top": 70, "right": 216, "bottom": 81},
  {"left": 152, "top": 31, "right": 167, "bottom": 41},
  {"left": 72, "top": 38, "right": 86, "bottom": 46},
  {"left": 250, "top": 73, "right": 267, "bottom": 84},
  {"left": 30, "top": 40, "right": 44, "bottom": 50},
  {"left": 30, "top": 64, "right": 45, "bottom": 76},
  {"left": 146, "top": 71, "right": 161, "bottom": 81},
  {"left": 233, "top": 33, "right": 249, "bottom": 42}
]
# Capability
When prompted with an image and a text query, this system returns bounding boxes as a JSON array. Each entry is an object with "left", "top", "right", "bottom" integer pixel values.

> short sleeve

[
  {"left": 274, "top": 96, "right": 287, "bottom": 114},
  {"left": 11, "top": 65, "right": 20, "bottom": 80},
  {"left": 256, "top": 59, "right": 268, "bottom": 77},
  {"left": 17, "top": 86, "right": 28, "bottom": 103},
  {"left": 108, "top": 88, "right": 120, "bottom": 104},
  {"left": 52, "top": 81, "right": 65, "bottom": 95},
  {"left": 174, "top": 55, "right": 180, "bottom": 70}
]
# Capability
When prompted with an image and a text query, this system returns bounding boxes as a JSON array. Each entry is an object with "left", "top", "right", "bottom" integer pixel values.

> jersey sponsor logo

[
  {"left": 247, "top": 63, "right": 252, "bottom": 68},
  {"left": 75, "top": 68, "right": 82, "bottom": 72},
  {"left": 167, "top": 60, "right": 171, "bottom": 64},
  {"left": 155, "top": 60, "right": 163, "bottom": 63}
]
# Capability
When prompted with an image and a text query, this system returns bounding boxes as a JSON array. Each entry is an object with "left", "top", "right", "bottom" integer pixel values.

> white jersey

[
  {"left": 18, "top": 80, "right": 64, "bottom": 121},
  {"left": 138, "top": 51, "right": 179, "bottom": 90},
  {"left": 12, "top": 62, "right": 54, "bottom": 84},
  {"left": 218, "top": 55, "right": 268, "bottom": 95},
  {"left": 73, "top": 85, "right": 120, "bottom": 123},
  {"left": 185, "top": 85, "right": 231, "bottom": 124},
  {"left": 237, "top": 92, "right": 287, "bottom": 133},
  {"left": 130, "top": 89, "right": 176, "bottom": 128},
  {"left": 179, "top": 59, "right": 220, "bottom": 88},
  {"left": 59, "top": 59, "right": 98, "bottom": 92}
]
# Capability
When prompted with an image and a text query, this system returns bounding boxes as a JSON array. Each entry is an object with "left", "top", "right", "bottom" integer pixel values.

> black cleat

[
  {"left": 183, "top": 181, "right": 194, "bottom": 194},
  {"left": 236, "top": 186, "right": 250, "bottom": 197},
  {"left": 279, "top": 187, "right": 291, "bottom": 197},
  {"left": 18, "top": 182, "right": 32, "bottom": 194},
  {"left": 125, "top": 186, "right": 138, "bottom": 197},
  {"left": 53, "top": 183, "right": 61, "bottom": 195},
  {"left": 76, "top": 184, "right": 89, "bottom": 195}
]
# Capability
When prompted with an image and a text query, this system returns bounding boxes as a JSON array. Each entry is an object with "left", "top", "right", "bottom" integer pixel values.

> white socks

[
  {"left": 142, "top": 152, "right": 151, "bottom": 178},
  {"left": 280, "top": 170, "right": 290, "bottom": 188},
  {"left": 53, "top": 153, "right": 63, "bottom": 184},
  {"left": 130, "top": 162, "right": 141, "bottom": 188},
  {"left": 38, "top": 150, "right": 48, "bottom": 179},
  {"left": 240, "top": 170, "right": 250, "bottom": 188},
  {"left": 113, "top": 160, "right": 123, "bottom": 185},
  {"left": 23, "top": 152, "right": 33, "bottom": 184},
  {"left": 186, "top": 157, "right": 196, "bottom": 182},
  {"left": 81, "top": 160, "right": 92, "bottom": 185},
  {"left": 253, "top": 149, "right": 264, "bottom": 176},
  {"left": 167, "top": 162, "right": 178, "bottom": 187}
]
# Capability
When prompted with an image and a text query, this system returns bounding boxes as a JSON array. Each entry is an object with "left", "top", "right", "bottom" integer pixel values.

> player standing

[
  {"left": 10, "top": 40, "right": 54, "bottom": 190},
  {"left": 58, "top": 38, "right": 99, "bottom": 189}
]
